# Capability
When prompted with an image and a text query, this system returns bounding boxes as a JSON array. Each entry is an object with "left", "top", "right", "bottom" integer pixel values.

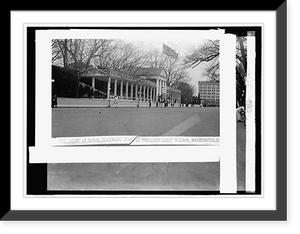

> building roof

[
  {"left": 82, "top": 67, "right": 109, "bottom": 77},
  {"left": 198, "top": 80, "right": 220, "bottom": 84},
  {"left": 134, "top": 67, "right": 165, "bottom": 77},
  {"left": 68, "top": 62, "right": 93, "bottom": 70}
]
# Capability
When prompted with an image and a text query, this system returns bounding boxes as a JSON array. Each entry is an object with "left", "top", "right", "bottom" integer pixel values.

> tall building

[{"left": 198, "top": 81, "right": 220, "bottom": 107}]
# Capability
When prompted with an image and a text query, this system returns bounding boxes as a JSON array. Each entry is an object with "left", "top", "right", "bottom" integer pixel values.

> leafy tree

[
  {"left": 191, "top": 95, "right": 201, "bottom": 105},
  {"left": 176, "top": 81, "right": 194, "bottom": 105}
]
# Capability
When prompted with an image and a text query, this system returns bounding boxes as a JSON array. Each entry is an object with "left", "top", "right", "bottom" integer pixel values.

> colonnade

[
  {"left": 106, "top": 77, "right": 158, "bottom": 102},
  {"left": 156, "top": 79, "right": 167, "bottom": 100},
  {"left": 91, "top": 76, "right": 181, "bottom": 103}
]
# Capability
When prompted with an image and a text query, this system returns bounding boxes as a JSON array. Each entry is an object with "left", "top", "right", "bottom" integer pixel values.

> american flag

[{"left": 162, "top": 43, "right": 178, "bottom": 59}]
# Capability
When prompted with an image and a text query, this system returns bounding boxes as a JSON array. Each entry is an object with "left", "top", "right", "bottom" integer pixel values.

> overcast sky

[{"left": 130, "top": 39, "right": 208, "bottom": 95}]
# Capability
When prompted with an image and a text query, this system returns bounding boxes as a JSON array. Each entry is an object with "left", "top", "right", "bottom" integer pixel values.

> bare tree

[
  {"left": 144, "top": 49, "right": 191, "bottom": 88},
  {"left": 93, "top": 41, "right": 147, "bottom": 77},
  {"left": 52, "top": 39, "right": 116, "bottom": 70},
  {"left": 52, "top": 39, "right": 70, "bottom": 68},
  {"left": 201, "top": 60, "right": 220, "bottom": 82},
  {"left": 52, "top": 39, "right": 117, "bottom": 97},
  {"left": 144, "top": 49, "right": 166, "bottom": 68},
  {"left": 51, "top": 39, "right": 62, "bottom": 63},
  {"left": 183, "top": 40, "right": 220, "bottom": 69},
  {"left": 184, "top": 38, "right": 248, "bottom": 106}
]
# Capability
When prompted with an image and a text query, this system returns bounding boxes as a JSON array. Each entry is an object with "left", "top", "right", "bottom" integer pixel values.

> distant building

[{"left": 198, "top": 81, "right": 220, "bottom": 107}]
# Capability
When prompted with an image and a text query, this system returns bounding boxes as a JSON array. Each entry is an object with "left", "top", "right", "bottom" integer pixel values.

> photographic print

[
  {"left": 7, "top": 5, "right": 287, "bottom": 221},
  {"left": 51, "top": 37, "right": 220, "bottom": 146},
  {"left": 26, "top": 28, "right": 256, "bottom": 193},
  {"left": 47, "top": 30, "right": 226, "bottom": 191}
]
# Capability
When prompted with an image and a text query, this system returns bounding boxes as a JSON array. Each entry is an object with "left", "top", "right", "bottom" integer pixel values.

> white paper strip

[
  {"left": 29, "top": 146, "right": 220, "bottom": 163},
  {"left": 246, "top": 36, "right": 256, "bottom": 192},
  {"left": 219, "top": 33, "right": 237, "bottom": 193}
]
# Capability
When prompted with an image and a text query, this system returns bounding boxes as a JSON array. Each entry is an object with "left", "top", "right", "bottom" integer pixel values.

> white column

[
  {"left": 107, "top": 77, "right": 111, "bottom": 99},
  {"left": 139, "top": 84, "right": 142, "bottom": 100},
  {"left": 150, "top": 87, "right": 153, "bottom": 101},
  {"left": 159, "top": 80, "right": 161, "bottom": 95},
  {"left": 120, "top": 80, "right": 124, "bottom": 98},
  {"left": 92, "top": 77, "right": 95, "bottom": 89},
  {"left": 91, "top": 77, "right": 95, "bottom": 98},
  {"left": 143, "top": 85, "right": 146, "bottom": 100},
  {"left": 114, "top": 79, "right": 118, "bottom": 97},
  {"left": 156, "top": 79, "right": 159, "bottom": 99},
  {"left": 125, "top": 81, "right": 129, "bottom": 98},
  {"left": 135, "top": 83, "right": 138, "bottom": 99},
  {"left": 130, "top": 83, "right": 133, "bottom": 100},
  {"left": 152, "top": 87, "right": 155, "bottom": 101}
]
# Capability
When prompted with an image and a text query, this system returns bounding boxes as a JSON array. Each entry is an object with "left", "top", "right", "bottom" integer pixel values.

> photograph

[
  {"left": 6, "top": 4, "right": 287, "bottom": 222},
  {"left": 43, "top": 28, "right": 255, "bottom": 192},
  {"left": 51, "top": 38, "right": 220, "bottom": 141},
  {"left": 49, "top": 33, "right": 223, "bottom": 191}
]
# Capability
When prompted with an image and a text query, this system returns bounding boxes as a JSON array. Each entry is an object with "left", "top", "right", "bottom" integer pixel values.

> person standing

[
  {"left": 236, "top": 106, "right": 246, "bottom": 125},
  {"left": 113, "top": 95, "right": 119, "bottom": 108}
]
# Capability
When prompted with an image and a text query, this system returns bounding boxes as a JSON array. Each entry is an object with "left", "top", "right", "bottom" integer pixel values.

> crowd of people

[{"left": 109, "top": 95, "right": 177, "bottom": 108}]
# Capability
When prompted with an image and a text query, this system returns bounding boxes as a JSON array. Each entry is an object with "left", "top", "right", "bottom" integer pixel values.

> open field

[{"left": 52, "top": 107, "right": 220, "bottom": 137}]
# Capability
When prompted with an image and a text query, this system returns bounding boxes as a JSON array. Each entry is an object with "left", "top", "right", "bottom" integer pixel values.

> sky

[
  {"left": 130, "top": 39, "right": 208, "bottom": 95},
  {"left": 53, "top": 31, "right": 213, "bottom": 95}
]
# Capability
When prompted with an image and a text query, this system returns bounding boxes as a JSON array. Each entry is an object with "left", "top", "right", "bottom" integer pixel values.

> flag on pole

[{"left": 162, "top": 43, "right": 178, "bottom": 59}]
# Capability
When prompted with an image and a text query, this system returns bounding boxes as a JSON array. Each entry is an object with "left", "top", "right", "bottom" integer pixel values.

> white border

[{"left": 11, "top": 11, "right": 276, "bottom": 211}]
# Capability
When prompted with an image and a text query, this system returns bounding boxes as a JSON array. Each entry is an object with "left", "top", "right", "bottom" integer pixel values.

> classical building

[
  {"left": 198, "top": 81, "right": 220, "bottom": 107},
  {"left": 80, "top": 66, "right": 181, "bottom": 103}
]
